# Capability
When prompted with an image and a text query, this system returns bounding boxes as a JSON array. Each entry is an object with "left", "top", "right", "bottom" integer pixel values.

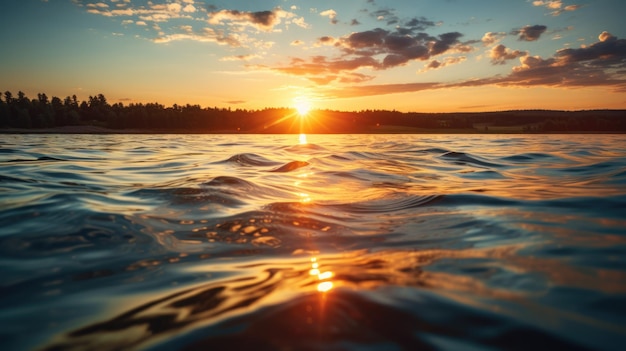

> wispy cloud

[
  {"left": 220, "top": 54, "right": 261, "bottom": 61},
  {"left": 532, "top": 0, "right": 582, "bottom": 16},
  {"left": 81, "top": 0, "right": 194, "bottom": 21},
  {"left": 77, "top": 1, "right": 303, "bottom": 48},
  {"left": 153, "top": 28, "right": 242, "bottom": 47},
  {"left": 421, "top": 56, "right": 467, "bottom": 71}
]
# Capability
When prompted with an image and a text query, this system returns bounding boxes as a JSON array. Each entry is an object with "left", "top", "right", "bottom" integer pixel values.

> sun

[{"left": 294, "top": 97, "right": 312, "bottom": 117}]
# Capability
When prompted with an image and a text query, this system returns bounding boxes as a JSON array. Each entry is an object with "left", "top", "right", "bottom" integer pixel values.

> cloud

[
  {"left": 324, "top": 82, "right": 442, "bottom": 99},
  {"left": 220, "top": 54, "right": 261, "bottom": 61},
  {"left": 167, "top": 3, "right": 181, "bottom": 13},
  {"left": 371, "top": 8, "right": 398, "bottom": 25},
  {"left": 270, "top": 18, "right": 467, "bottom": 84},
  {"left": 490, "top": 44, "right": 528, "bottom": 64},
  {"left": 291, "top": 17, "right": 309, "bottom": 29},
  {"left": 88, "top": 2, "right": 108, "bottom": 9},
  {"left": 513, "top": 25, "right": 547, "bottom": 41},
  {"left": 316, "top": 36, "right": 337, "bottom": 46},
  {"left": 179, "top": 25, "right": 193, "bottom": 33},
  {"left": 555, "top": 31, "right": 626, "bottom": 67},
  {"left": 532, "top": 0, "right": 582, "bottom": 16},
  {"left": 267, "top": 56, "right": 378, "bottom": 84},
  {"left": 341, "top": 29, "right": 463, "bottom": 65},
  {"left": 208, "top": 8, "right": 294, "bottom": 32},
  {"left": 153, "top": 28, "right": 242, "bottom": 46},
  {"left": 82, "top": 1, "right": 193, "bottom": 20},
  {"left": 78, "top": 2, "right": 299, "bottom": 48},
  {"left": 421, "top": 56, "right": 467, "bottom": 71},
  {"left": 258, "top": 56, "right": 379, "bottom": 84},
  {"left": 320, "top": 9, "right": 338, "bottom": 24},
  {"left": 321, "top": 32, "right": 626, "bottom": 98},
  {"left": 430, "top": 32, "right": 464, "bottom": 55},
  {"left": 399, "top": 17, "right": 437, "bottom": 33},
  {"left": 481, "top": 32, "right": 506, "bottom": 46}
]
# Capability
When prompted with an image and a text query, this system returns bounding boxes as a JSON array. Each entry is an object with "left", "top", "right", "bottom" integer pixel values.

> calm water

[{"left": 1, "top": 134, "right": 625, "bottom": 351}]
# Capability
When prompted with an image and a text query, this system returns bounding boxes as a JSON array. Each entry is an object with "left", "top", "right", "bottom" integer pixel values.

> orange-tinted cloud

[
  {"left": 481, "top": 32, "right": 506, "bottom": 46},
  {"left": 490, "top": 44, "right": 528, "bottom": 64},
  {"left": 269, "top": 20, "right": 467, "bottom": 84},
  {"left": 422, "top": 56, "right": 467, "bottom": 71},
  {"left": 532, "top": 0, "right": 582, "bottom": 16},
  {"left": 320, "top": 32, "right": 626, "bottom": 98}
]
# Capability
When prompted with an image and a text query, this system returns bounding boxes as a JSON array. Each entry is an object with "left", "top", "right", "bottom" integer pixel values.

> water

[{"left": 1, "top": 134, "right": 625, "bottom": 351}]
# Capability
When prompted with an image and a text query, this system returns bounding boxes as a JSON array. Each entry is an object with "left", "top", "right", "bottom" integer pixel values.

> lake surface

[{"left": 1, "top": 134, "right": 625, "bottom": 350}]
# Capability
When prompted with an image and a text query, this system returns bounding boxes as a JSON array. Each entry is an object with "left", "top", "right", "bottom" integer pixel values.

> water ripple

[{"left": 1, "top": 134, "right": 625, "bottom": 351}]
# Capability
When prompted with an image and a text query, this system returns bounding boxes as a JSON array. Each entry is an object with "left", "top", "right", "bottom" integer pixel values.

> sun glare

[
  {"left": 299, "top": 133, "right": 307, "bottom": 144},
  {"left": 294, "top": 97, "right": 312, "bottom": 117}
]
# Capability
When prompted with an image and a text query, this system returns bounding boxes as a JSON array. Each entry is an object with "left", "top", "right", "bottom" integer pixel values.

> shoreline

[{"left": 0, "top": 125, "right": 624, "bottom": 134}]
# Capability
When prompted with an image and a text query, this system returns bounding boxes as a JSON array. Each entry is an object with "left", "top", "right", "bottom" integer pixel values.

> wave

[
  {"left": 2, "top": 134, "right": 626, "bottom": 351},
  {"left": 4, "top": 155, "right": 67, "bottom": 163},
  {"left": 439, "top": 151, "right": 504, "bottom": 168},
  {"left": 500, "top": 152, "right": 564, "bottom": 162},
  {"left": 40, "top": 249, "right": 612, "bottom": 351},
  {"left": 217, "top": 153, "right": 281, "bottom": 167},
  {"left": 327, "top": 194, "right": 442, "bottom": 214},
  {"left": 269, "top": 160, "right": 309, "bottom": 172}
]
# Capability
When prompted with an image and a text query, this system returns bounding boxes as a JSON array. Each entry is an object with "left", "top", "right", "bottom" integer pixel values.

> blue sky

[{"left": 1, "top": 0, "right": 625, "bottom": 112}]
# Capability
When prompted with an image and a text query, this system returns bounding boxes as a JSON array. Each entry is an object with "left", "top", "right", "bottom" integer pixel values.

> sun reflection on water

[
  {"left": 299, "top": 133, "right": 307, "bottom": 145},
  {"left": 310, "top": 257, "right": 334, "bottom": 292}
]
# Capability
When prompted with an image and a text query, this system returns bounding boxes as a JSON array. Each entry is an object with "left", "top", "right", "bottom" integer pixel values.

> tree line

[{"left": 1, "top": 91, "right": 624, "bottom": 133}]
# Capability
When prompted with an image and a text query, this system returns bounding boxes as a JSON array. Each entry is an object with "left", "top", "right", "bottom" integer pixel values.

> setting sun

[{"left": 294, "top": 97, "right": 312, "bottom": 117}]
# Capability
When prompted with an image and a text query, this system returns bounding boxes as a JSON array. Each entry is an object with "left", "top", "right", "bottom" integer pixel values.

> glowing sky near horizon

[{"left": 1, "top": 0, "right": 625, "bottom": 112}]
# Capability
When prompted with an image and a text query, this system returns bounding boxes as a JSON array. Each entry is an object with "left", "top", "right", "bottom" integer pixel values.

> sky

[{"left": 1, "top": 0, "right": 625, "bottom": 112}]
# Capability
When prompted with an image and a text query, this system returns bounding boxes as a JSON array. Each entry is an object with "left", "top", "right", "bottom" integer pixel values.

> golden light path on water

[
  {"left": 310, "top": 257, "right": 335, "bottom": 292},
  {"left": 295, "top": 134, "right": 333, "bottom": 292}
]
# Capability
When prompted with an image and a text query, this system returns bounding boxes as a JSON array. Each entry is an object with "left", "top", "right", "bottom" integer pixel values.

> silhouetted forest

[{"left": 1, "top": 91, "right": 624, "bottom": 133}]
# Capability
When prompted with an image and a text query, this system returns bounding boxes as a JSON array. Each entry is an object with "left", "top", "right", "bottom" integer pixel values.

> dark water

[{"left": 1, "top": 134, "right": 625, "bottom": 351}]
